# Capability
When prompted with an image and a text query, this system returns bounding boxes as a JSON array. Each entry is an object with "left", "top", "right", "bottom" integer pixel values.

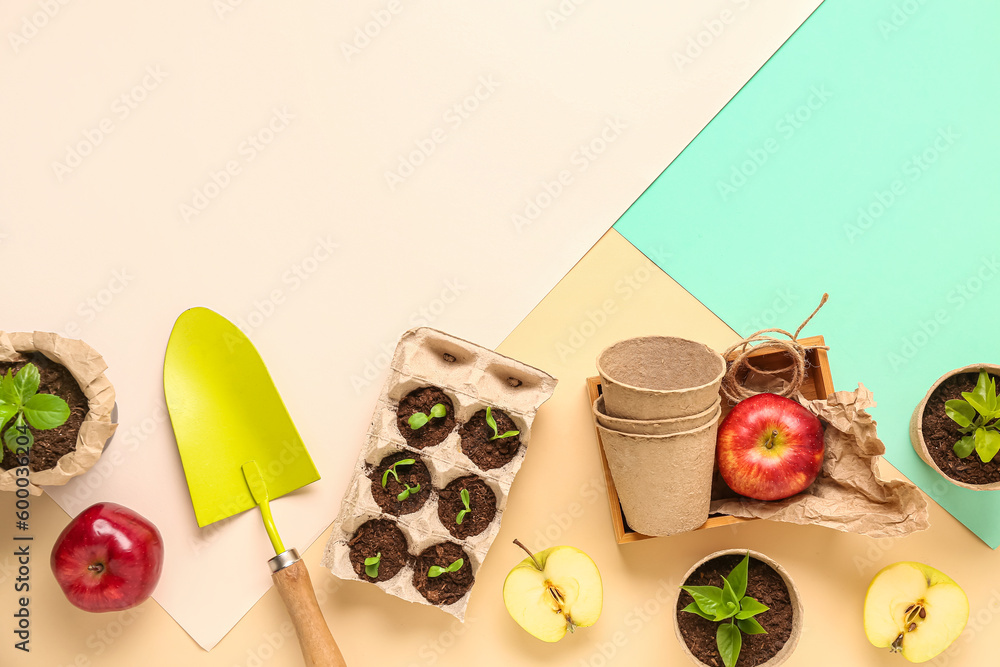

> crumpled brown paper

[
  {"left": 710, "top": 384, "right": 929, "bottom": 538},
  {"left": 0, "top": 331, "right": 117, "bottom": 495}
]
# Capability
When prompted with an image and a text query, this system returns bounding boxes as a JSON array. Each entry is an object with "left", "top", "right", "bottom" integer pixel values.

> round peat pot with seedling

[
  {"left": 368, "top": 452, "right": 431, "bottom": 516},
  {"left": 347, "top": 519, "right": 410, "bottom": 583},
  {"left": 674, "top": 550, "right": 802, "bottom": 667},
  {"left": 911, "top": 364, "right": 1000, "bottom": 489},
  {"left": 396, "top": 386, "right": 456, "bottom": 449},
  {"left": 459, "top": 405, "right": 523, "bottom": 470},
  {"left": 437, "top": 474, "right": 498, "bottom": 540},
  {"left": 412, "top": 542, "right": 474, "bottom": 606},
  {"left": 0, "top": 332, "right": 117, "bottom": 495}
]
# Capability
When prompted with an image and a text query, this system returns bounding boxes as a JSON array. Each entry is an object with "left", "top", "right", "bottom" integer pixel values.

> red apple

[
  {"left": 716, "top": 393, "right": 824, "bottom": 501},
  {"left": 51, "top": 502, "right": 164, "bottom": 612}
]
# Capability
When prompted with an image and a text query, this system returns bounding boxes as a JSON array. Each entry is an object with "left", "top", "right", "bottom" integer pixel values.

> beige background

[
  {"left": 3, "top": 231, "right": 999, "bottom": 666},
  {"left": 0, "top": 0, "right": 826, "bottom": 650}
]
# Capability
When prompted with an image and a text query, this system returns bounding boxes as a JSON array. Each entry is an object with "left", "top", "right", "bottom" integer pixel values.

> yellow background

[{"left": 3, "top": 231, "right": 997, "bottom": 666}]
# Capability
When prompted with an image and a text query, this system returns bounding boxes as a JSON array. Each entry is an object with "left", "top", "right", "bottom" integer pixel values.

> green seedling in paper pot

[
  {"left": 945, "top": 369, "right": 1000, "bottom": 462},
  {"left": 409, "top": 403, "right": 446, "bottom": 430},
  {"left": 382, "top": 458, "right": 415, "bottom": 487},
  {"left": 486, "top": 406, "right": 519, "bottom": 441},
  {"left": 364, "top": 552, "right": 381, "bottom": 578},
  {"left": 680, "top": 552, "right": 770, "bottom": 667},
  {"left": 428, "top": 558, "right": 464, "bottom": 578},
  {"left": 456, "top": 488, "right": 471, "bottom": 525},
  {"left": 396, "top": 482, "right": 421, "bottom": 502},
  {"left": 0, "top": 363, "right": 71, "bottom": 453},
  {"left": 381, "top": 458, "right": 423, "bottom": 501}
]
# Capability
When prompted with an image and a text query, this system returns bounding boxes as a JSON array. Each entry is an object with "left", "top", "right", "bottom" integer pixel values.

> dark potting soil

[
  {"left": 459, "top": 407, "right": 522, "bottom": 470},
  {"left": 0, "top": 352, "right": 88, "bottom": 472},
  {"left": 396, "top": 386, "right": 456, "bottom": 449},
  {"left": 437, "top": 475, "right": 497, "bottom": 540},
  {"left": 348, "top": 519, "right": 410, "bottom": 583},
  {"left": 922, "top": 372, "right": 1000, "bottom": 485},
  {"left": 412, "top": 541, "right": 474, "bottom": 606},
  {"left": 676, "top": 555, "right": 794, "bottom": 667},
  {"left": 368, "top": 452, "right": 432, "bottom": 516}
]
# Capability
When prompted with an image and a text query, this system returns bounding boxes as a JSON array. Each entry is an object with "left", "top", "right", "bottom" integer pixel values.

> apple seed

[
  {"left": 909, "top": 623, "right": 917, "bottom": 632},
  {"left": 919, "top": 608, "right": 926, "bottom": 619}
]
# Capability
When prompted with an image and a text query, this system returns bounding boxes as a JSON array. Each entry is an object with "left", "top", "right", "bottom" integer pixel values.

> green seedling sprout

[
  {"left": 408, "top": 403, "right": 446, "bottom": 430},
  {"left": 364, "top": 552, "right": 381, "bottom": 578},
  {"left": 396, "top": 482, "right": 421, "bottom": 502},
  {"left": 455, "top": 488, "right": 471, "bottom": 525},
  {"left": 680, "top": 552, "right": 769, "bottom": 667},
  {"left": 0, "top": 363, "right": 71, "bottom": 454},
  {"left": 381, "top": 458, "right": 416, "bottom": 487},
  {"left": 945, "top": 369, "right": 1000, "bottom": 463},
  {"left": 485, "top": 406, "right": 519, "bottom": 441},
  {"left": 427, "top": 558, "right": 464, "bottom": 578}
]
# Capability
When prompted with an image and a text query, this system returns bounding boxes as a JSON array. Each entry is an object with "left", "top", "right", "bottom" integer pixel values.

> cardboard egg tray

[{"left": 322, "top": 327, "right": 557, "bottom": 619}]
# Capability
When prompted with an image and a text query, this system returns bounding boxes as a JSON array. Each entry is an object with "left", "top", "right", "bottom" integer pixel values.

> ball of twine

[{"left": 720, "top": 294, "right": 830, "bottom": 404}]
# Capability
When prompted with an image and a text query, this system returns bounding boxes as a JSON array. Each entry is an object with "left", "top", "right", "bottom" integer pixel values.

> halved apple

[
  {"left": 502, "top": 540, "right": 602, "bottom": 642},
  {"left": 864, "top": 562, "right": 968, "bottom": 662}
]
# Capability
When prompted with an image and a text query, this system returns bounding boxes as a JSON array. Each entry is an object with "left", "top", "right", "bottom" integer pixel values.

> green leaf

[
  {"left": 737, "top": 616, "right": 768, "bottom": 635},
  {"left": 429, "top": 403, "right": 446, "bottom": 418},
  {"left": 22, "top": 393, "right": 70, "bottom": 430},
  {"left": 946, "top": 400, "right": 976, "bottom": 428},
  {"left": 963, "top": 373, "right": 992, "bottom": 417},
  {"left": 0, "top": 370, "right": 17, "bottom": 405},
  {"left": 681, "top": 602, "right": 716, "bottom": 621},
  {"left": 0, "top": 404, "right": 17, "bottom": 433},
  {"left": 681, "top": 585, "right": 725, "bottom": 618},
  {"left": 954, "top": 435, "right": 976, "bottom": 458},
  {"left": 987, "top": 378, "right": 999, "bottom": 416},
  {"left": 492, "top": 430, "right": 520, "bottom": 441},
  {"left": 717, "top": 622, "right": 742, "bottom": 667},
  {"left": 727, "top": 552, "right": 749, "bottom": 600},
  {"left": 719, "top": 577, "right": 740, "bottom": 620},
  {"left": 456, "top": 509, "right": 468, "bottom": 525},
  {"left": 736, "top": 596, "right": 770, "bottom": 619},
  {"left": 976, "top": 429, "right": 1000, "bottom": 463},
  {"left": 364, "top": 552, "right": 381, "bottom": 578},
  {"left": 427, "top": 558, "right": 463, "bottom": 578},
  {"left": 485, "top": 406, "right": 499, "bottom": 438},
  {"left": 397, "top": 482, "right": 421, "bottom": 502},
  {"left": 408, "top": 412, "right": 429, "bottom": 430},
  {"left": 4, "top": 424, "right": 33, "bottom": 454},
  {"left": 12, "top": 364, "right": 40, "bottom": 403}
]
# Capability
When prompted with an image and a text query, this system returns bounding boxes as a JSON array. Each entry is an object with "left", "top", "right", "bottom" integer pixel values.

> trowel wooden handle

[{"left": 270, "top": 550, "right": 347, "bottom": 667}]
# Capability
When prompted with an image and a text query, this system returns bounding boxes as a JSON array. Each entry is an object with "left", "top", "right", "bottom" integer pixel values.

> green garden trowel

[{"left": 164, "top": 307, "right": 347, "bottom": 667}]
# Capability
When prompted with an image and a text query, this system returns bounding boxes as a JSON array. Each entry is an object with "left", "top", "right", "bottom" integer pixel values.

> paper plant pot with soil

[
  {"left": 0, "top": 331, "right": 117, "bottom": 495},
  {"left": 674, "top": 549, "right": 802, "bottom": 667},
  {"left": 593, "top": 395, "right": 721, "bottom": 436},
  {"left": 910, "top": 363, "right": 1000, "bottom": 490},
  {"left": 596, "top": 407, "right": 720, "bottom": 536},
  {"left": 597, "top": 336, "right": 725, "bottom": 420}
]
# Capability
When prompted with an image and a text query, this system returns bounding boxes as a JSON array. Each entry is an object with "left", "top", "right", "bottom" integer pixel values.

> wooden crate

[{"left": 587, "top": 335, "right": 834, "bottom": 544}]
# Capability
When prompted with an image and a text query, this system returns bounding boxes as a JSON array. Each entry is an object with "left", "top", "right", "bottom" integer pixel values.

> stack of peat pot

[{"left": 594, "top": 336, "right": 725, "bottom": 536}]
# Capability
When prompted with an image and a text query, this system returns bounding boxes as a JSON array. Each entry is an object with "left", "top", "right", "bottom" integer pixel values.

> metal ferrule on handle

[{"left": 268, "top": 548, "right": 301, "bottom": 573}]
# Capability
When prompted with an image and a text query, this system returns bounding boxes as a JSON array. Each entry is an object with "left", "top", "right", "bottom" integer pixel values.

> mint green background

[{"left": 615, "top": 1, "right": 1000, "bottom": 546}]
